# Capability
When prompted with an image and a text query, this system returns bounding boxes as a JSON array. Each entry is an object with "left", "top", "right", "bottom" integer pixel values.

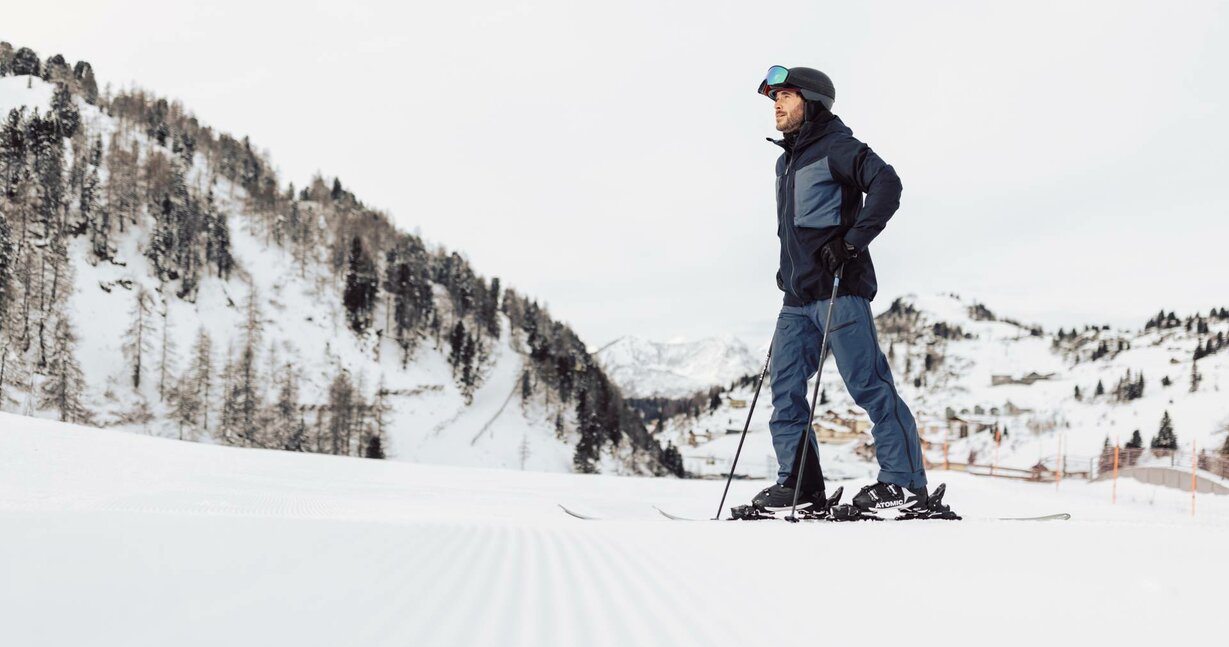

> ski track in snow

[
  {"left": 470, "top": 359, "right": 524, "bottom": 446},
  {"left": 2, "top": 412, "right": 1228, "bottom": 647}
]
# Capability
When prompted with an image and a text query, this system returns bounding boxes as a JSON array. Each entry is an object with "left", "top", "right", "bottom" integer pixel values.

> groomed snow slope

[{"left": 2, "top": 412, "right": 1226, "bottom": 647}]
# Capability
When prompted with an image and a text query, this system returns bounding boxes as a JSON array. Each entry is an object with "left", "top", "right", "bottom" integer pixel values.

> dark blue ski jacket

[{"left": 771, "top": 113, "right": 902, "bottom": 306}]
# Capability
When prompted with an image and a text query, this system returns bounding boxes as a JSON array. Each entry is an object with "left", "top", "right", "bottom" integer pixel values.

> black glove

[
  {"left": 818, "top": 237, "right": 857, "bottom": 274},
  {"left": 776, "top": 270, "right": 784, "bottom": 291}
]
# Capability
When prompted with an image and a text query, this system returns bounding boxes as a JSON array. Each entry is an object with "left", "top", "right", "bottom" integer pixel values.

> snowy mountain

[
  {"left": 595, "top": 334, "right": 760, "bottom": 398},
  {"left": 659, "top": 292, "right": 1229, "bottom": 481},
  {"left": 3, "top": 410, "right": 1226, "bottom": 647},
  {"left": 0, "top": 43, "right": 680, "bottom": 477}
]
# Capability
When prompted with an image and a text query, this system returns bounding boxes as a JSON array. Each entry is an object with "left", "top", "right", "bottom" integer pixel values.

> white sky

[{"left": 11, "top": 1, "right": 1229, "bottom": 351}]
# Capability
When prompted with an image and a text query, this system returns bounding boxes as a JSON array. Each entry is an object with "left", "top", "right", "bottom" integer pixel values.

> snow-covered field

[{"left": 2, "top": 412, "right": 1225, "bottom": 647}]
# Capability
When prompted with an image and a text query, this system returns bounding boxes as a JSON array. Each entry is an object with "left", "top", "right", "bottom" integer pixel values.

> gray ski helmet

[{"left": 758, "top": 66, "right": 836, "bottom": 110}]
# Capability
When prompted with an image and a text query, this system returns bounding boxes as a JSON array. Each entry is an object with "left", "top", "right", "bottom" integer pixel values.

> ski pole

[
  {"left": 713, "top": 330, "right": 775, "bottom": 520},
  {"left": 787, "top": 265, "right": 843, "bottom": 522}
]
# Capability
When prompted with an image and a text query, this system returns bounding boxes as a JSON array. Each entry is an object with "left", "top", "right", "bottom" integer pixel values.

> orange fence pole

[
  {"left": 1112, "top": 444, "right": 1119, "bottom": 505},
  {"left": 1191, "top": 441, "right": 1197, "bottom": 517},
  {"left": 1056, "top": 435, "right": 1063, "bottom": 490}
]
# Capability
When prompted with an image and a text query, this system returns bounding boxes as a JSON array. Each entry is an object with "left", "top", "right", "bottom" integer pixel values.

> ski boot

[
  {"left": 851, "top": 481, "right": 929, "bottom": 514},
  {"left": 828, "top": 481, "right": 925, "bottom": 521}
]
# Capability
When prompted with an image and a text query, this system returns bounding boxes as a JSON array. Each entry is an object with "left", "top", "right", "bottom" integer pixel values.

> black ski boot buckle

[
  {"left": 898, "top": 483, "right": 962, "bottom": 521},
  {"left": 729, "top": 504, "right": 775, "bottom": 521},
  {"left": 829, "top": 504, "right": 881, "bottom": 522}
]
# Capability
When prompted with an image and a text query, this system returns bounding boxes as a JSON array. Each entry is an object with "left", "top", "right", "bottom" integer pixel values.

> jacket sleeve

[{"left": 828, "top": 136, "right": 902, "bottom": 251}]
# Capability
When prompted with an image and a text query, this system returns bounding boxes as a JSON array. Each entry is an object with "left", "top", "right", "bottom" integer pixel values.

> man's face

[{"left": 774, "top": 89, "right": 804, "bottom": 133}]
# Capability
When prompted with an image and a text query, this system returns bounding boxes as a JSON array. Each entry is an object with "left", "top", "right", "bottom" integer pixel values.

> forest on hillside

[{"left": 0, "top": 41, "right": 683, "bottom": 476}]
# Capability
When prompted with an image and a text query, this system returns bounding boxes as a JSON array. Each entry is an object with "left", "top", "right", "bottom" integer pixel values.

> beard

[{"left": 776, "top": 110, "right": 804, "bottom": 134}]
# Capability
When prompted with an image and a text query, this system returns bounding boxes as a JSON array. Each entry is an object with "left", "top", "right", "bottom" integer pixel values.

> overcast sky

[{"left": 11, "top": 0, "right": 1229, "bottom": 351}]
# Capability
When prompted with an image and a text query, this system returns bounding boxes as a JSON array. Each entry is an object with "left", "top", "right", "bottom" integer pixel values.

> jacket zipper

[{"left": 783, "top": 153, "right": 800, "bottom": 301}]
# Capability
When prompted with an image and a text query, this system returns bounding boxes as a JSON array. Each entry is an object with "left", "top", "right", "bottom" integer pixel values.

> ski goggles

[{"left": 757, "top": 65, "right": 792, "bottom": 98}]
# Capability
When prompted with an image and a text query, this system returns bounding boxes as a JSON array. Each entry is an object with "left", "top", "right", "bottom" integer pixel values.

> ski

[
  {"left": 647, "top": 509, "right": 1070, "bottom": 522},
  {"left": 562, "top": 505, "right": 1070, "bottom": 523},
  {"left": 557, "top": 504, "right": 601, "bottom": 520},
  {"left": 563, "top": 482, "right": 1069, "bottom": 523},
  {"left": 653, "top": 506, "right": 706, "bottom": 521},
  {"left": 998, "top": 513, "right": 1071, "bottom": 521}
]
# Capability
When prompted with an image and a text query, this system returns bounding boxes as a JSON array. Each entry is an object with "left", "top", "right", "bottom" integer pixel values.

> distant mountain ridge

[{"left": 595, "top": 335, "right": 760, "bottom": 398}]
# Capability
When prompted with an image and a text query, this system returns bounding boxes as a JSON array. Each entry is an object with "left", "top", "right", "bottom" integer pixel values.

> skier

[{"left": 748, "top": 65, "right": 928, "bottom": 516}]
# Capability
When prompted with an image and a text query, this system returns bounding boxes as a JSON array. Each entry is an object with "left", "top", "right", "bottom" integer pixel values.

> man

[{"left": 749, "top": 65, "right": 927, "bottom": 516}]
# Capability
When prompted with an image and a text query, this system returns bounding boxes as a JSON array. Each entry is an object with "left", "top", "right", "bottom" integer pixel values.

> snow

[
  {"left": 0, "top": 75, "right": 55, "bottom": 118},
  {"left": 2, "top": 412, "right": 1226, "bottom": 647}
]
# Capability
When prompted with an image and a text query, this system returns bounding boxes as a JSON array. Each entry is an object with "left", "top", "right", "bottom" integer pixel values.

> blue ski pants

[{"left": 769, "top": 295, "right": 927, "bottom": 491}]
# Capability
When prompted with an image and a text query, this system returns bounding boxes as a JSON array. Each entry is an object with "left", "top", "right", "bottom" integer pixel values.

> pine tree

[
  {"left": 121, "top": 286, "right": 154, "bottom": 390},
  {"left": 343, "top": 235, "right": 377, "bottom": 334},
  {"left": 364, "top": 434, "right": 385, "bottom": 459},
  {"left": 49, "top": 84, "right": 79, "bottom": 139},
  {"left": 184, "top": 328, "right": 213, "bottom": 433},
  {"left": 157, "top": 303, "right": 177, "bottom": 401},
  {"left": 168, "top": 370, "right": 201, "bottom": 441},
  {"left": 0, "top": 212, "right": 13, "bottom": 325},
  {"left": 38, "top": 317, "right": 89, "bottom": 422},
  {"left": 484, "top": 276, "right": 502, "bottom": 338},
  {"left": 235, "top": 287, "right": 264, "bottom": 446},
  {"left": 1150, "top": 411, "right": 1177, "bottom": 450},
  {"left": 285, "top": 409, "right": 307, "bottom": 453},
  {"left": 572, "top": 388, "right": 600, "bottom": 473},
  {"left": 520, "top": 370, "right": 532, "bottom": 405},
  {"left": 72, "top": 60, "right": 98, "bottom": 104},
  {"left": 661, "top": 441, "right": 685, "bottom": 477},
  {"left": 11, "top": 47, "right": 40, "bottom": 77},
  {"left": 1189, "top": 358, "right": 1201, "bottom": 393},
  {"left": 460, "top": 332, "right": 477, "bottom": 401},
  {"left": 327, "top": 369, "right": 356, "bottom": 456},
  {"left": 203, "top": 190, "right": 233, "bottom": 280},
  {"left": 1074, "top": 385, "right": 1082, "bottom": 401},
  {"left": 270, "top": 360, "right": 301, "bottom": 450},
  {"left": 103, "top": 135, "right": 140, "bottom": 235},
  {"left": 367, "top": 375, "right": 391, "bottom": 457},
  {"left": 216, "top": 348, "right": 240, "bottom": 445},
  {"left": 1095, "top": 380, "right": 1105, "bottom": 397},
  {"left": 80, "top": 136, "right": 110, "bottom": 262},
  {"left": 448, "top": 320, "right": 466, "bottom": 369},
  {"left": 1125, "top": 430, "right": 1143, "bottom": 450}
]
